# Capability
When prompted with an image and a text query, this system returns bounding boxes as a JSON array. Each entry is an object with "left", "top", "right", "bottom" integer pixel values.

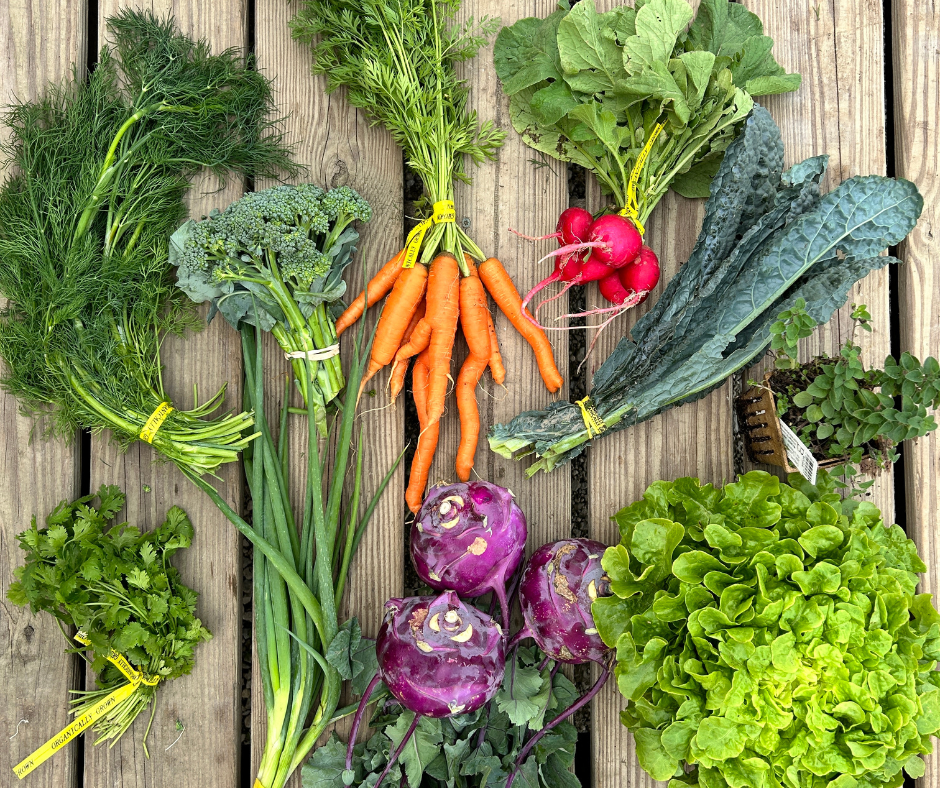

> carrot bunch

[
  {"left": 292, "top": 0, "right": 565, "bottom": 509},
  {"left": 337, "top": 250, "right": 563, "bottom": 511}
]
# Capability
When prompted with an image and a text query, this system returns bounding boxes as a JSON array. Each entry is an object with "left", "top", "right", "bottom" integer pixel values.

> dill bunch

[
  {"left": 0, "top": 9, "right": 296, "bottom": 476},
  {"left": 291, "top": 0, "right": 504, "bottom": 268}
]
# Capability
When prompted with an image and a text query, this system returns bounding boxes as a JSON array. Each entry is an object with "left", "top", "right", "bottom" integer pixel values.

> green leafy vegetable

[
  {"left": 291, "top": 0, "right": 504, "bottom": 270},
  {"left": 766, "top": 300, "right": 940, "bottom": 477},
  {"left": 494, "top": 0, "right": 800, "bottom": 224},
  {"left": 0, "top": 10, "right": 294, "bottom": 476},
  {"left": 302, "top": 646, "right": 580, "bottom": 788},
  {"left": 592, "top": 470, "right": 940, "bottom": 788},
  {"left": 7, "top": 485, "right": 210, "bottom": 751},
  {"left": 488, "top": 108, "right": 923, "bottom": 474},
  {"left": 173, "top": 184, "right": 372, "bottom": 433}
]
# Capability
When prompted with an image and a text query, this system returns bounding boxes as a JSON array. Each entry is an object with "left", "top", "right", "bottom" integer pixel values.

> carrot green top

[{"left": 292, "top": 0, "right": 504, "bottom": 273}]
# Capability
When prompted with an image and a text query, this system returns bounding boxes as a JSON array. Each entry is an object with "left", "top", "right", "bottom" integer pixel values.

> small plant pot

[{"left": 737, "top": 374, "right": 847, "bottom": 474}]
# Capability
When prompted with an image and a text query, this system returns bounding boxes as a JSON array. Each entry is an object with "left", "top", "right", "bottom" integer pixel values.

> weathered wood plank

[
  {"left": 0, "top": 2, "right": 85, "bottom": 785},
  {"left": 252, "top": 0, "right": 406, "bottom": 782},
  {"left": 891, "top": 2, "right": 940, "bottom": 786},
  {"left": 86, "top": 3, "right": 247, "bottom": 786},
  {"left": 443, "top": 0, "right": 571, "bottom": 556},
  {"left": 741, "top": 0, "right": 891, "bottom": 518}
]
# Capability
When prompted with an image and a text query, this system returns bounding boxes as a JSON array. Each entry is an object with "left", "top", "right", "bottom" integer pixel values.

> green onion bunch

[{"left": 186, "top": 313, "right": 400, "bottom": 788}]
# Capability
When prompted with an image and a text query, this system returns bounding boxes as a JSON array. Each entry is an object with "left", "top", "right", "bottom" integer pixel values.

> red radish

[
  {"left": 558, "top": 251, "right": 583, "bottom": 281},
  {"left": 556, "top": 245, "right": 661, "bottom": 364},
  {"left": 578, "top": 255, "right": 615, "bottom": 283},
  {"left": 519, "top": 240, "right": 606, "bottom": 317},
  {"left": 556, "top": 206, "right": 593, "bottom": 245},
  {"left": 587, "top": 214, "right": 642, "bottom": 267},
  {"left": 619, "top": 245, "right": 660, "bottom": 302},
  {"left": 508, "top": 206, "right": 593, "bottom": 245},
  {"left": 598, "top": 270, "right": 631, "bottom": 305}
]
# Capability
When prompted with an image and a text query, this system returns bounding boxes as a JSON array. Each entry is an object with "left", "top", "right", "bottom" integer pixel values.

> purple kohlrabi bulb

[
  {"left": 516, "top": 538, "right": 611, "bottom": 664},
  {"left": 376, "top": 591, "right": 506, "bottom": 718},
  {"left": 411, "top": 481, "right": 527, "bottom": 625}
]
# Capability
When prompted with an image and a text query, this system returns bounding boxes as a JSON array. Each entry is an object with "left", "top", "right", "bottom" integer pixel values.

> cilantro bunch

[
  {"left": 173, "top": 184, "right": 372, "bottom": 433},
  {"left": 593, "top": 471, "right": 940, "bottom": 788},
  {"left": 303, "top": 644, "right": 581, "bottom": 788},
  {"left": 8, "top": 485, "right": 211, "bottom": 751},
  {"left": 494, "top": 0, "right": 801, "bottom": 224}
]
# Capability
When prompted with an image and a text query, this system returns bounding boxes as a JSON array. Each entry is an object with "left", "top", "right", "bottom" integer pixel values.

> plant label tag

[{"left": 779, "top": 420, "right": 818, "bottom": 485}]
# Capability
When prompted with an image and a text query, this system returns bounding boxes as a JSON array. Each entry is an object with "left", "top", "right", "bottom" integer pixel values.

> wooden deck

[{"left": 1, "top": 1, "right": 938, "bottom": 787}]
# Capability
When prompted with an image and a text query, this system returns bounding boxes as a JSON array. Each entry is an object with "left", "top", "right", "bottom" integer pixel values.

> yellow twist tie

[
  {"left": 620, "top": 122, "right": 665, "bottom": 236},
  {"left": 140, "top": 401, "right": 174, "bottom": 444},
  {"left": 576, "top": 396, "right": 606, "bottom": 438},
  {"left": 13, "top": 634, "right": 160, "bottom": 779},
  {"left": 401, "top": 199, "right": 457, "bottom": 269}
]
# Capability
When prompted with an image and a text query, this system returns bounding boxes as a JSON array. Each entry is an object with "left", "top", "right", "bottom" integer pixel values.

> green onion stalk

[
  {"left": 0, "top": 10, "right": 294, "bottom": 477},
  {"left": 184, "top": 312, "right": 401, "bottom": 788}
]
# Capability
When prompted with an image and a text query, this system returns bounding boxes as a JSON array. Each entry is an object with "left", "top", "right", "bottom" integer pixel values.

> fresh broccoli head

[
  {"left": 173, "top": 182, "right": 371, "bottom": 297},
  {"left": 172, "top": 182, "right": 372, "bottom": 431},
  {"left": 320, "top": 185, "right": 372, "bottom": 228}
]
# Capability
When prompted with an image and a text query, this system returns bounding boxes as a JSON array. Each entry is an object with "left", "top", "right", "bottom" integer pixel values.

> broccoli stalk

[{"left": 174, "top": 184, "right": 372, "bottom": 433}]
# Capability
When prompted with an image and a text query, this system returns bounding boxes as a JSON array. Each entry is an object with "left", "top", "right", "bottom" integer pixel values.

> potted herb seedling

[{"left": 739, "top": 299, "right": 940, "bottom": 485}]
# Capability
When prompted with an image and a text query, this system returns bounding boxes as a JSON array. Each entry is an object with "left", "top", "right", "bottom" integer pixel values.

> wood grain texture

[
  {"left": 252, "top": 0, "right": 405, "bottom": 782},
  {"left": 86, "top": 3, "right": 247, "bottom": 786},
  {"left": 0, "top": 1, "right": 85, "bottom": 785},
  {"left": 891, "top": 1, "right": 940, "bottom": 785},
  {"left": 435, "top": 0, "right": 571, "bottom": 556},
  {"left": 740, "top": 0, "right": 891, "bottom": 518}
]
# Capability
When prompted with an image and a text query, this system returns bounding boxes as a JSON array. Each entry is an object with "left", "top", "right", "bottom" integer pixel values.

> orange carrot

[
  {"left": 453, "top": 262, "right": 491, "bottom": 481},
  {"left": 413, "top": 348, "right": 430, "bottom": 428},
  {"left": 361, "top": 262, "right": 428, "bottom": 387},
  {"left": 486, "top": 311, "right": 506, "bottom": 385},
  {"left": 336, "top": 248, "right": 406, "bottom": 336},
  {"left": 478, "top": 257, "right": 563, "bottom": 393},
  {"left": 459, "top": 262, "right": 491, "bottom": 360},
  {"left": 455, "top": 353, "right": 489, "bottom": 482},
  {"left": 389, "top": 300, "right": 425, "bottom": 403},
  {"left": 390, "top": 318, "right": 432, "bottom": 379},
  {"left": 407, "top": 348, "right": 439, "bottom": 513},
  {"left": 425, "top": 254, "right": 461, "bottom": 424}
]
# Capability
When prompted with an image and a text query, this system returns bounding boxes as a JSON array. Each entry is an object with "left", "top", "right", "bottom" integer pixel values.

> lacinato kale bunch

[
  {"left": 0, "top": 10, "right": 294, "bottom": 476},
  {"left": 173, "top": 184, "right": 372, "bottom": 433},
  {"left": 593, "top": 471, "right": 940, "bottom": 788}
]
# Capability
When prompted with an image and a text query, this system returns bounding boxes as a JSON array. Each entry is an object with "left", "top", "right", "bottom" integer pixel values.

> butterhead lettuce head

[{"left": 592, "top": 470, "right": 940, "bottom": 788}]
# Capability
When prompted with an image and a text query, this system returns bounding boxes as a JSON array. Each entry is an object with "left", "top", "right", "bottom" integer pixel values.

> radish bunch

[{"left": 517, "top": 208, "right": 661, "bottom": 330}]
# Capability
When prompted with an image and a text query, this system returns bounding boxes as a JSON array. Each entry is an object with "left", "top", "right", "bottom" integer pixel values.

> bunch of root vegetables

[{"left": 337, "top": 251, "right": 563, "bottom": 511}]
